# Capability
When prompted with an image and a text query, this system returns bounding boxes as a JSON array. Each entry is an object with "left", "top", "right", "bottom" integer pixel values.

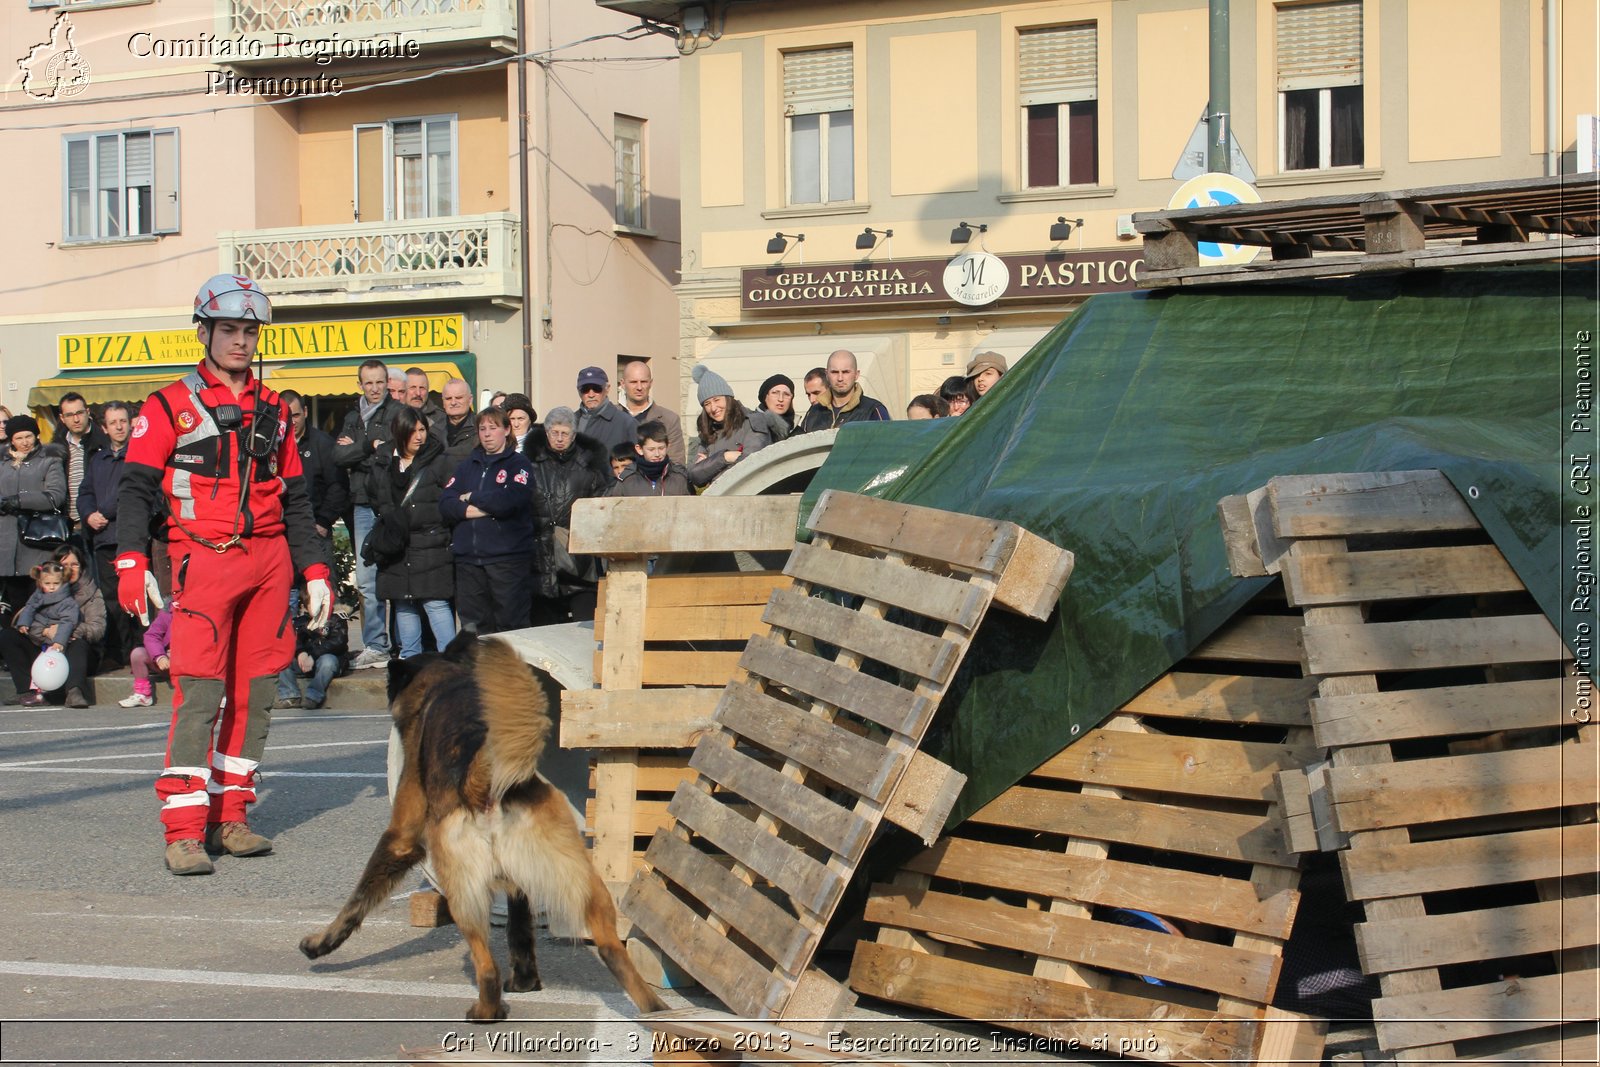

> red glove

[{"left": 115, "top": 552, "right": 163, "bottom": 625}]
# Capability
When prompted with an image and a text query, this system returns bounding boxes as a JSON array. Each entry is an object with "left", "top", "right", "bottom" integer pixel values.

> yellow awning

[{"left": 29, "top": 371, "right": 183, "bottom": 410}]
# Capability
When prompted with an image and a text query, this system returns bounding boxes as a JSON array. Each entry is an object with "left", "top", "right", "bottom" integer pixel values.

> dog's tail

[{"left": 475, "top": 637, "right": 552, "bottom": 806}]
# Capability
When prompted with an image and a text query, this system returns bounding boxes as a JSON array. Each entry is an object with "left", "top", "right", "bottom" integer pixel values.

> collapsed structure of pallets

[{"left": 625, "top": 475, "right": 1595, "bottom": 1067}]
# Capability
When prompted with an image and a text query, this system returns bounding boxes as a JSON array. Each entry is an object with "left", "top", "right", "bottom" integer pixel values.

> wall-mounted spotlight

[
  {"left": 766, "top": 231, "right": 804, "bottom": 255},
  {"left": 1050, "top": 216, "right": 1085, "bottom": 242},
  {"left": 950, "top": 220, "right": 987, "bottom": 245},
  {"left": 855, "top": 226, "right": 894, "bottom": 251}
]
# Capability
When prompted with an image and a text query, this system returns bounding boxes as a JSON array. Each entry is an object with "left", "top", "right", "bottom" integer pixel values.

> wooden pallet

[
  {"left": 851, "top": 590, "right": 1327, "bottom": 1065},
  {"left": 620, "top": 490, "right": 1074, "bottom": 1025},
  {"left": 1222, "top": 470, "right": 1599, "bottom": 1064},
  {"left": 576, "top": 570, "right": 794, "bottom": 886},
  {"left": 563, "top": 496, "right": 804, "bottom": 905},
  {"left": 1134, "top": 174, "right": 1600, "bottom": 287}
]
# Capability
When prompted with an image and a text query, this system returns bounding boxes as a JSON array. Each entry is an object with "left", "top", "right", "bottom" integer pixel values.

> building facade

[
  {"left": 600, "top": 0, "right": 1598, "bottom": 418},
  {"left": 0, "top": 0, "right": 680, "bottom": 431}
]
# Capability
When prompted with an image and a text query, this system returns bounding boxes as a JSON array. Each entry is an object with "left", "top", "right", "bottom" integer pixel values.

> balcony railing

[
  {"left": 221, "top": 0, "right": 517, "bottom": 58},
  {"left": 219, "top": 212, "right": 522, "bottom": 308}
]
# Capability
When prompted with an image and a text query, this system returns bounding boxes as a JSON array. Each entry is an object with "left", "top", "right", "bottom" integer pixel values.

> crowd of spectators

[{"left": 0, "top": 344, "right": 1011, "bottom": 705}]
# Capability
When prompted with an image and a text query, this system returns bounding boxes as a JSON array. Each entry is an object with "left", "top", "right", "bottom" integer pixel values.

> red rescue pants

[{"left": 155, "top": 536, "right": 295, "bottom": 843}]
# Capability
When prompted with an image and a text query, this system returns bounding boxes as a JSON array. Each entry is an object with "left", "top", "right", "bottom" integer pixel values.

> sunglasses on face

[{"left": 580, "top": 385, "right": 604, "bottom": 395}]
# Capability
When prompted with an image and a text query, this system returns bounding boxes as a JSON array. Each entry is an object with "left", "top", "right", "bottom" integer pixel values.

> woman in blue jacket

[{"left": 439, "top": 408, "right": 536, "bottom": 634}]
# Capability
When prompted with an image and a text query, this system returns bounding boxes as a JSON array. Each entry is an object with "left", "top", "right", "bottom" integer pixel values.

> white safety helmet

[{"left": 193, "top": 274, "right": 272, "bottom": 325}]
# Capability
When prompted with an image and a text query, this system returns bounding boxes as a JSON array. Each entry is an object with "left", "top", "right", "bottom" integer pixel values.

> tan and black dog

[{"left": 298, "top": 632, "right": 666, "bottom": 1022}]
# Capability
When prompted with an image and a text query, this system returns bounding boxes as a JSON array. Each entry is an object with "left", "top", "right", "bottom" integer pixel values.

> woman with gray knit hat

[
  {"left": 688, "top": 364, "right": 771, "bottom": 489},
  {"left": 0, "top": 415, "right": 68, "bottom": 615}
]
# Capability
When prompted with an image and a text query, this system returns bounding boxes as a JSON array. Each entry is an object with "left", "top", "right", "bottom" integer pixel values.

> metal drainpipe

[
  {"left": 1546, "top": 0, "right": 1560, "bottom": 176},
  {"left": 517, "top": 2, "right": 533, "bottom": 394},
  {"left": 1208, "top": 0, "right": 1230, "bottom": 174}
]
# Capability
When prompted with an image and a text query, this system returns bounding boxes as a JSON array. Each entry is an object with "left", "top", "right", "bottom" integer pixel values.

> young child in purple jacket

[{"left": 120, "top": 601, "right": 172, "bottom": 708}]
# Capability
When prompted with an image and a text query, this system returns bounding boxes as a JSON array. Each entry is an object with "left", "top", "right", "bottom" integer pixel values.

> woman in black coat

[
  {"left": 526, "top": 406, "right": 610, "bottom": 626},
  {"left": 366, "top": 405, "right": 456, "bottom": 659}
]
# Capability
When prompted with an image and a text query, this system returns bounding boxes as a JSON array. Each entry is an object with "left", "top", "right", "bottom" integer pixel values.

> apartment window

[
  {"left": 784, "top": 46, "right": 854, "bottom": 205},
  {"left": 614, "top": 115, "right": 647, "bottom": 229},
  {"left": 1277, "top": 1, "right": 1363, "bottom": 171},
  {"left": 1019, "top": 24, "right": 1098, "bottom": 188},
  {"left": 64, "top": 129, "right": 179, "bottom": 241},
  {"left": 391, "top": 116, "right": 455, "bottom": 219}
]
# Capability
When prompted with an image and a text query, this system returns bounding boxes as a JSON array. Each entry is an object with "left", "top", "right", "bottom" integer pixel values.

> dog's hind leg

[
  {"left": 456, "top": 908, "right": 506, "bottom": 1022},
  {"left": 298, "top": 826, "right": 424, "bottom": 960},
  {"left": 503, "top": 892, "right": 542, "bottom": 993},
  {"left": 430, "top": 815, "right": 506, "bottom": 1022}
]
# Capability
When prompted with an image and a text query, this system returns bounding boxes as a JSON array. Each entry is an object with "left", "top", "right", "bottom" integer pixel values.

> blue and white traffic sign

[{"left": 1168, "top": 173, "right": 1263, "bottom": 266}]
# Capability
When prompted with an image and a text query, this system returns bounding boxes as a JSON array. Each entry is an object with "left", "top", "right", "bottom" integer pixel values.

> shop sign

[
  {"left": 943, "top": 252, "right": 1010, "bottom": 307},
  {"left": 740, "top": 250, "right": 1142, "bottom": 312},
  {"left": 58, "top": 313, "right": 465, "bottom": 370}
]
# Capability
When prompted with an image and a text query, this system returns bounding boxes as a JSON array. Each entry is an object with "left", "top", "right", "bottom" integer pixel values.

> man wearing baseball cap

[
  {"left": 965, "top": 351, "right": 1008, "bottom": 398},
  {"left": 573, "top": 366, "right": 637, "bottom": 454}
]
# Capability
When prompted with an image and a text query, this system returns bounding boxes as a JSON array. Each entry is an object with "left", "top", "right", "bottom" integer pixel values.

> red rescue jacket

[{"left": 117, "top": 360, "right": 321, "bottom": 576}]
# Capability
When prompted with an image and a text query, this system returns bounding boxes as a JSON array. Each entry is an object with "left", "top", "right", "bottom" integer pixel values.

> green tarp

[{"left": 802, "top": 264, "right": 1599, "bottom": 828}]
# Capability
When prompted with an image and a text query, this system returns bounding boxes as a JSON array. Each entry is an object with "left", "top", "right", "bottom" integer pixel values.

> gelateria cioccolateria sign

[{"left": 740, "top": 250, "right": 1142, "bottom": 311}]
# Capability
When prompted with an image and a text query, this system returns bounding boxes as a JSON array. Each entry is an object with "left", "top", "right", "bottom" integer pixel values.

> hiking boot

[
  {"left": 64, "top": 688, "right": 89, "bottom": 709},
  {"left": 272, "top": 696, "right": 302, "bottom": 710},
  {"left": 207, "top": 821, "right": 273, "bottom": 857},
  {"left": 351, "top": 648, "right": 390, "bottom": 670},
  {"left": 165, "top": 838, "right": 214, "bottom": 876},
  {"left": 118, "top": 691, "right": 154, "bottom": 708}
]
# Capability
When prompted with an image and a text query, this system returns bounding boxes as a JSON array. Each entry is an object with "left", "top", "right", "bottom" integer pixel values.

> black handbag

[
  {"left": 360, "top": 475, "right": 421, "bottom": 567},
  {"left": 20, "top": 510, "right": 69, "bottom": 549}
]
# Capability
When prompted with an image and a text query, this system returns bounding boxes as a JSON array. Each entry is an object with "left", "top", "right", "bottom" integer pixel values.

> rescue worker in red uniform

[{"left": 115, "top": 274, "right": 332, "bottom": 876}]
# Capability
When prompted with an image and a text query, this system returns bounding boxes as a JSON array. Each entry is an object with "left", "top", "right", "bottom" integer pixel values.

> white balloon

[{"left": 31, "top": 649, "right": 69, "bottom": 692}]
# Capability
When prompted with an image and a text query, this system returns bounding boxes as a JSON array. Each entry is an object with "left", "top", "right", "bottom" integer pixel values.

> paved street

[{"left": 0, "top": 696, "right": 666, "bottom": 1066}]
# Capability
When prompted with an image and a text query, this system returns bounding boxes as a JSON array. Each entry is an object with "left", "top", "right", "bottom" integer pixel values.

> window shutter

[
  {"left": 784, "top": 47, "right": 852, "bottom": 116},
  {"left": 66, "top": 137, "right": 89, "bottom": 193},
  {"left": 392, "top": 121, "right": 422, "bottom": 157},
  {"left": 1277, "top": 0, "right": 1362, "bottom": 91},
  {"left": 153, "top": 129, "right": 179, "bottom": 233},
  {"left": 124, "top": 131, "right": 153, "bottom": 187},
  {"left": 1019, "top": 23, "right": 1097, "bottom": 106},
  {"left": 65, "top": 137, "right": 90, "bottom": 240},
  {"left": 95, "top": 133, "right": 121, "bottom": 191}
]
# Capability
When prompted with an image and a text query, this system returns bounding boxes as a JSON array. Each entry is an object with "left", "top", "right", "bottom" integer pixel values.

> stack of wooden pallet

[
  {"left": 620, "top": 490, "right": 1073, "bottom": 1029},
  {"left": 1220, "top": 470, "right": 1598, "bottom": 1064},
  {"left": 851, "top": 588, "right": 1328, "bottom": 1065}
]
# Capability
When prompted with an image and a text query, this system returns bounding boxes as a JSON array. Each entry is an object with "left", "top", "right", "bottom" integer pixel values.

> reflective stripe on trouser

[{"left": 157, "top": 536, "right": 294, "bottom": 843}]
